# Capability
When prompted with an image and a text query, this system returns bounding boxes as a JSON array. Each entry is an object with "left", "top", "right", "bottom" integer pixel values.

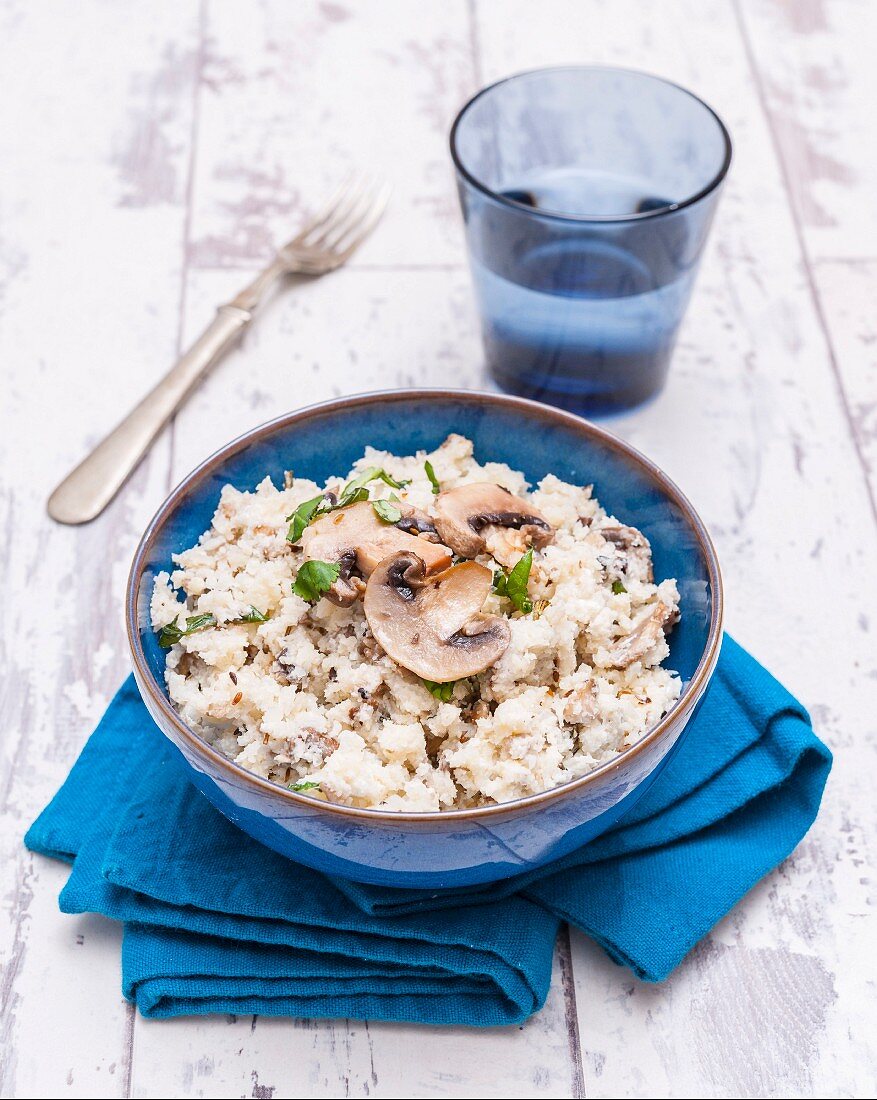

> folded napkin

[{"left": 26, "top": 636, "right": 830, "bottom": 1025}]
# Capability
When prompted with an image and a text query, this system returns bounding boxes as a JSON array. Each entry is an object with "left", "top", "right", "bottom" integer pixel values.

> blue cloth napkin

[{"left": 25, "top": 636, "right": 830, "bottom": 1024}]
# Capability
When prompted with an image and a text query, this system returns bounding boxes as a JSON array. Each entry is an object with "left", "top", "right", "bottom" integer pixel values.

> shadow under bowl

[{"left": 127, "top": 390, "right": 723, "bottom": 889}]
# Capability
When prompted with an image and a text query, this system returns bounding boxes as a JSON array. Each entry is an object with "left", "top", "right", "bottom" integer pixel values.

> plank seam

[
  {"left": 122, "top": 1000, "right": 135, "bottom": 1100},
  {"left": 557, "top": 924, "right": 587, "bottom": 1099}
]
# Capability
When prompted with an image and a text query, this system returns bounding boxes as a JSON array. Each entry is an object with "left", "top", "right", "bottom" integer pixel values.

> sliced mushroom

[
  {"left": 597, "top": 523, "right": 654, "bottom": 584},
  {"left": 329, "top": 549, "right": 366, "bottom": 607},
  {"left": 363, "top": 551, "right": 511, "bottom": 682},
  {"left": 601, "top": 602, "right": 677, "bottom": 669},
  {"left": 434, "top": 483, "right": 553, "bottom": 564},
  {"left": 394, "top": 504, "right": 441, "bottom": 542},
  {"left": 300, "top": 502, "right": 452, "bottom": 606}
]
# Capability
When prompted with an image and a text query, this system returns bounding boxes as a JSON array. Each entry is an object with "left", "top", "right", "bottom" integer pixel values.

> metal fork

[{"left": 47, "top": 176, "right": 390, "bottom": 525}]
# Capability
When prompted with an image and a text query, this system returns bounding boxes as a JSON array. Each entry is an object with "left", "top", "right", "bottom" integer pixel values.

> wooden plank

[
  {"left": 471, "top": 0, "right": 877, "bottom": 1096},
  {"left": 806, "top": 258, "right": 877, "bottom": 494},
  {"left": 186, "top": 0, "right": 475, "bottom": 271},
  {"left": 737, "top": 0, "right": 877, "bottom": 260},
  {"left": 0, "top": 1, "right": 198, "bottom": 1096},
  {"left": 165, "top": 265, "right": 483, "bottom": 477},
  {"left": 737, "top": 0, "right": 877, "bottom": 506}
]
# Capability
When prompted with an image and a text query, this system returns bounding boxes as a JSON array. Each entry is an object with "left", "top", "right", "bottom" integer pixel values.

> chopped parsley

[
  {"left": 287, "top": 469, "right": 410, "bottom": 541},
  {"left": 293, "top": 559, "right": 341, "bottom": 603},
  {"left": 422, "top": 678, "right": 457, "bottom": 702},
  {"left": 611, "top": 579, "right": 627, "bottom": 595},
  {"left": 286, "top": 494, "right": 329, "bottom": 543},
  {"left": 372, "top": 499, "right": 402, "bottom": 524},
  {"left": 157, "top": 613, "right": 217, "bottom": 648},
  {"left": 424, "top": 460, "right": 441, "bottom": 495},
  {"left": 289, "top": 780, "right": 322, "bottom": 793},
  {"left": 343, "top": 466, "right": 409, "bottom": 496},
  {"left": 235, "top": 606, "right": 269, "bottom": 623},
  {"left": 492, "top": 548, "right": 534, "bottom": 614},
  {"left": 157, "top": 607, "right": 269, "bottom": 647},
  {"left": 334, "top": 484, "right": 371, "bottom": 509}
]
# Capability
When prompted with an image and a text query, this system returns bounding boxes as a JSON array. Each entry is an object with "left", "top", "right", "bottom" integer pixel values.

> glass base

[{"left": 488, "top": 354, "right": 670, "bottom": 418}]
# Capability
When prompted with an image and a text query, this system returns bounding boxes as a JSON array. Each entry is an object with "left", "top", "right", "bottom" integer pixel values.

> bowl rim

[{"left": 127, "top": 388, "right": 724, "bottom": 822}]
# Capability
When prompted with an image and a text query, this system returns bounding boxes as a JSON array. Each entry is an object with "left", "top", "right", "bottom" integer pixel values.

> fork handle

[{"left": 47, "top": 304, "right": 252, "bottom": 524}]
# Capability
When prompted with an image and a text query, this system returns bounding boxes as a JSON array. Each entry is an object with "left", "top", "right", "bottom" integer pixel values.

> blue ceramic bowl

[{"left": 127, "top": 390, "right": 723, "bottom": 888}]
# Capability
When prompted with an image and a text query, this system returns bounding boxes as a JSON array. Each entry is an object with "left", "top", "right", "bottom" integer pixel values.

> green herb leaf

[
  {"left": 286, "top": 494, "right": 326, "bottom": 544},
  {"left": 157, "top": 622, "right": 184, "bottom": 647},
  {"left": 372, "top": 499, "right": 403, "bottom": 524},
  {"left": 492, "top": 548, "right": 533, "bottom": 614},
  {"left": 422, "top": 678, "right": 456, "bottom": 702},
  {"left": 335, "top": 485, "right": 371, "bottom": 509},
  {"left": 157, "top": 613, "right": 217, "bottom": 648},
  {"left": 424, "top": 460, "right": 440, "bottom": 495},
  {"left": 289, "top": 780, "right": 321, "bottom": 793},
  {"left": 343, "top": 466, "right": 410, "bottom": 496},
  {"left": 611, "top": 579, "right": 627, "bottom": 595},
  {"left": 237, "top": 606, "right": 269, "bottom": 623},
  {"left": 292, "top": 559, "right": 341, "bottom": 603}
]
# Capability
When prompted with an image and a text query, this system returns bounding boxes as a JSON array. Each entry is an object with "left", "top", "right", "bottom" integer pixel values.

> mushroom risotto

[{"left": 151, "top": 434, "right": 681, "bottom": 811}]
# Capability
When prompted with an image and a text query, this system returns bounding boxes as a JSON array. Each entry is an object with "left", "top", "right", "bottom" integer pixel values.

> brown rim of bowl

[{"left": 126, "top": 389, "right": 724, "bottom": 823}]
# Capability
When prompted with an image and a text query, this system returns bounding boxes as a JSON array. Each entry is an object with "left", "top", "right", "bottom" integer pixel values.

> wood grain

[
  {"left": 0, "top": 4, "right": 196, "bottom": 1096},
  {"left": 738, "top": 0, "right": 877, "bottom": 506},
  {"left": 1, "top": 1, "right": 874, "bottom": 1097}
]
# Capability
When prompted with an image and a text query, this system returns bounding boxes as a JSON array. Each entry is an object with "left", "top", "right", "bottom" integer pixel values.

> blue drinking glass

[{"left": 450, "top": 67, "right": 732, "bottom": 415}]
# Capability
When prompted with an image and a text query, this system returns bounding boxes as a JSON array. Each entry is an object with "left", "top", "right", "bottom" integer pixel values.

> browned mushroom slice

[
  {"left": 363, "top": 551, "right": 511, "bottom": 682},
  {"left": 300, "top": 502, "right": 452, "bottom": 606},
  {"left": 328, "top": 549, "right": 367, "bottom": 607},
  {"left": 602, "top": 602, "right": 677, "bottom": 669},
  {"left": 394, "top": 504, "right": 441, "bottom": 542},
  {"left": 434, "top": 483, "right": 553, "bottom": 560},
  {"left": 598, "top": 523, "right": 654, "bottom": 584}
]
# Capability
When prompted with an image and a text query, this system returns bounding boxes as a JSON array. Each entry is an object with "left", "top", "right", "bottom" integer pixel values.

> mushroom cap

[
  {"left": 434, "top": 482, "right": 553, "bottom": 560},
  {"left": 363, "top": 551, "right": 511, "bottom": 682},
  {"left": 300, "top": 502, "right": 452, "bottom": 605}
]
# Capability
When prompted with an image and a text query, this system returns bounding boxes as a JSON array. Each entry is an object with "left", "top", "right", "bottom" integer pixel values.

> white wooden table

[{"left": 2, "top": 2, "right": 875, "bottom": 1097}]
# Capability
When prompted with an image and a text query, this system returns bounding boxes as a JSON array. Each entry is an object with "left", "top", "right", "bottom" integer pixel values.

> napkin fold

[{"left": 26, "top": 636, "right": 831, "bottom": 1024}]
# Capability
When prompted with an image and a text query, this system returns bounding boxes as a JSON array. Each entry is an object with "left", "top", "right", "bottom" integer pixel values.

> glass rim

[{"left": 449, "top": 64, "right": 733, "bottom": 225}]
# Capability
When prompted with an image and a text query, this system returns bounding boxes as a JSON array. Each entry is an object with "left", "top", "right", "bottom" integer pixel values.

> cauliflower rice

[{"left": 151, "top": 434, "right": 681, "bottom": 811}]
